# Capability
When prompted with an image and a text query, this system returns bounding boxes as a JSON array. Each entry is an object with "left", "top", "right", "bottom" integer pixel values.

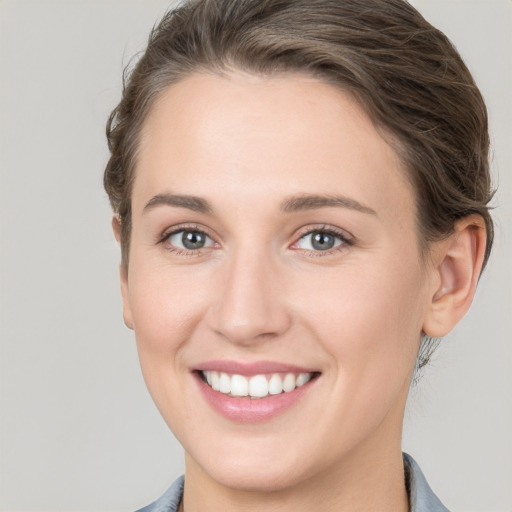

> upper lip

[{"left": 194, "top": 360, "right": 318, "bottom": 376}]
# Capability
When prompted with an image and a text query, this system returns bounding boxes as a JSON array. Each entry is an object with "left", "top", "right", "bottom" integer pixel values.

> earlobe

[
  {"left": 422, "top": 215, "right": 487, "bottom": 338},
  {"left": 112, "top": 215, "right": 134, "bottom": 330}
]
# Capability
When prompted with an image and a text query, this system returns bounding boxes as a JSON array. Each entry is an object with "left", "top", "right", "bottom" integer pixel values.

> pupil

[
  {"left": 311, "top": 232, "right": 334, "bottom": 251},
  {"left": 182, "top": 231, "right": 205, "bottom": 249}
]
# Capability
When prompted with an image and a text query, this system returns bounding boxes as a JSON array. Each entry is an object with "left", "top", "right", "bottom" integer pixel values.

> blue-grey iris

[
  {"left": 311, "top": 232, "right": 336, "bottom": 250},
  {"left": 182, "top": 231, "right": 206, "bottom": 249}
]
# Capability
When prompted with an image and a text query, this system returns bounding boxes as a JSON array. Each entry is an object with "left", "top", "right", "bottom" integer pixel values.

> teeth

[
  {"left": 249, "top": 375, "right": 268, "bottom": 398},
  {"left": 296, "top": 373, "right": 310, "bottom": 387},
  {"left": 231, "top": 374, "right": 249, "bottom": 397},
  {"left": 283, "top": 373, "right": 296, "bottom": 392},
  {"left": 268, "top": 374, "right": 283, "bottom": 395},
  {"left": 211, "top": 371, "right": 220, "bottom": 391},
  {"left": 202, "top": 371, "right": 313, "bottom": 398},
  {"left": 219, "top": 372, "right": 231, "bottom": 393}
]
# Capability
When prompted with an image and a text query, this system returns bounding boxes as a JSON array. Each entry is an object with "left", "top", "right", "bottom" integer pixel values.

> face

[{"left": 121, "top": 71, "right": 436, "bottom": 492}]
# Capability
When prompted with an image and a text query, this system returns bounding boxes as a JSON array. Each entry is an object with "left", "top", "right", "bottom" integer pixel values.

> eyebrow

[
  {"left": 142, "top": 192, "right": 377, "bottom": 216},
  {"left": 143, "top": 193, "right": 213, "bottom": 214},
  {"left": 281, "top": 194, "right": 377, "bottom": 215}
]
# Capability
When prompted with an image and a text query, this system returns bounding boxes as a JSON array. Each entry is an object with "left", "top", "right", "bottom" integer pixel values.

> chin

[
  {"left": 182, "top": 431, "right": 332, "bottom": 494},
  {"left": 202, "top": 457, "right": 312, "bottom": 493}
]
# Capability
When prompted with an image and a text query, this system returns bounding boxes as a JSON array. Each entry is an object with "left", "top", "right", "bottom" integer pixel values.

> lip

[
  {"left": 194, "top": 360, "right": 318, "bottom": 376},
  {"left": 193, "top": 360, "right": 320, "bottom": 423}
]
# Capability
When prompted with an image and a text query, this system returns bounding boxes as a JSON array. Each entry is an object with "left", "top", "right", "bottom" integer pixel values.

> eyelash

[
  {"left": 291, "top": 225, "right": 353, "bottom": 257},
  {"left": 158, "top": 224, "right": 354, "bottom": 257},
  {"left": 158, "top": 224, "right": 217, "bottom": 257}
]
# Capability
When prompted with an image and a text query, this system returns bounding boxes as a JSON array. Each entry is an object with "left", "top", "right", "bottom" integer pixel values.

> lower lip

[{"left": 194, "top": 373, "right": 318, "bottom": 423}]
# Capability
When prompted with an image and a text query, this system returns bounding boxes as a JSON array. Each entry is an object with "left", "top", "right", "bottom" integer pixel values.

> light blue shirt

[{"left": 136, "top": 453, "right": 449, "bottom": 512}]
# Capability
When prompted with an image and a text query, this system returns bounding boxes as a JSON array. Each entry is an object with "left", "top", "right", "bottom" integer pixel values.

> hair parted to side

[{"left": 104, "top": 0, "right": 494, "bottom": 366}]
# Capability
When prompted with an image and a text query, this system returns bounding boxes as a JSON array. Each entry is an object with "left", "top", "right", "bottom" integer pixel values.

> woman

[{"left": 104, "top": 1, "right": 493, "bottom": 511}]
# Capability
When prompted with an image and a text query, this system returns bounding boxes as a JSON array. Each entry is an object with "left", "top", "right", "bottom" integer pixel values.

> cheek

[
  {"left": 127, "top": 258, "right": 212, "bottom": 380},
  {"left": 293, "top": 257, "right": 427, "bottom": 449},
  {"left": 296, "top": 255, "right": 426, "bottom": 379},
  {"left": 126, "top": 259, "right": 216, "bottom": 432}
]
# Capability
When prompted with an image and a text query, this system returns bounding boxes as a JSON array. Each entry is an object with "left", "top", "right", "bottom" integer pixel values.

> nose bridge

[{"left": 210, "top": 243, "right": 290, "bottom": 345}]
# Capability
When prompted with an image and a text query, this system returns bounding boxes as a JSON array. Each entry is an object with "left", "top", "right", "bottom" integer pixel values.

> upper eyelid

[
  {"left": 159, "top": 223, "right": 215, "bottom": 242},
  {"left": 294, "top": 224, "right": 353, "bottom": 242}
]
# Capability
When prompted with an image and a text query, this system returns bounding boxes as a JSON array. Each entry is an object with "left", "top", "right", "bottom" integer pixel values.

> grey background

[{"left": 0, "top": 1, "right": 510, "bottom": 511}]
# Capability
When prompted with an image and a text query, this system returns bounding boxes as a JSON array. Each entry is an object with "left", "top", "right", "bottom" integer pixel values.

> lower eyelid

[{"left": 298, "top": 241, "right": 352, "bottom": 259}]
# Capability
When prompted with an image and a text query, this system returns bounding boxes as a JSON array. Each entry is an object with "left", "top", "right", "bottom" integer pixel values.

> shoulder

[
  {"left": 404, "top": 453, "right": 450, "bottom": 512},
  {"left": 135, "top": 476, "right": 184, "bottom": 512}
]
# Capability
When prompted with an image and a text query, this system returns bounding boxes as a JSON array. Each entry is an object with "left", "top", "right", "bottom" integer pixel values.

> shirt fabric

[{"left": 135, "top": 452, "right": 449, "bottom": 512}]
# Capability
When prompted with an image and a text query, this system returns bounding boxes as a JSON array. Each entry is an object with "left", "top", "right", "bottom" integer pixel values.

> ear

[
  {"left": 112, "top": 216, "right": 134, "bottom": 330},
  {"left": 422, "top": 215, "right": 487, "bottom": 338}
]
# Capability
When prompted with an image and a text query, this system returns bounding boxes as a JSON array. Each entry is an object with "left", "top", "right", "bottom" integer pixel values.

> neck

[{"left": 181, "top": 441, "right": 409, "bottom": 512}]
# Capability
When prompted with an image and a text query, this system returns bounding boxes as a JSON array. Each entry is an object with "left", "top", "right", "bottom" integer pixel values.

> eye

[
  {"left": 167, "top": 229, "right": 215, "bottom": 251},
  {"left": 294, "top": 229, "right": 347, "bottom": 252}
]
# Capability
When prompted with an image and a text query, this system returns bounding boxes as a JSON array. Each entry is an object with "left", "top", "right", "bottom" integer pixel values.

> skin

[{"left": 115, "top": 71, "right": 486, "bottom": 512}]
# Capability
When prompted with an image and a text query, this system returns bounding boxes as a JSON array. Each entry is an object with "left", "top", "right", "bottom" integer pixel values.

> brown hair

[{"left": 104, "top": 0, "right": 494, "bottom": 289}]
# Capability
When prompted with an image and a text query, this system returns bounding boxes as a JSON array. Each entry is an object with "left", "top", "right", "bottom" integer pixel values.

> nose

[{"left": 207, "top": 249, "right": 292, "bottom": 346}]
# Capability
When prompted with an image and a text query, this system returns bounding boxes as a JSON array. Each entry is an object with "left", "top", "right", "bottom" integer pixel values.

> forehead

[{"left": 135, "top": 71, "right": 415, "bottom": 225}]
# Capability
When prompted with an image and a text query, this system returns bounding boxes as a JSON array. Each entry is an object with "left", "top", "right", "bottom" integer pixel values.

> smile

[
  {"left": 194, "top": 362, "right": 320, "bottom": 422},
  {"left": 200, "top": 370, "right": 314, "bottom": 398}
]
